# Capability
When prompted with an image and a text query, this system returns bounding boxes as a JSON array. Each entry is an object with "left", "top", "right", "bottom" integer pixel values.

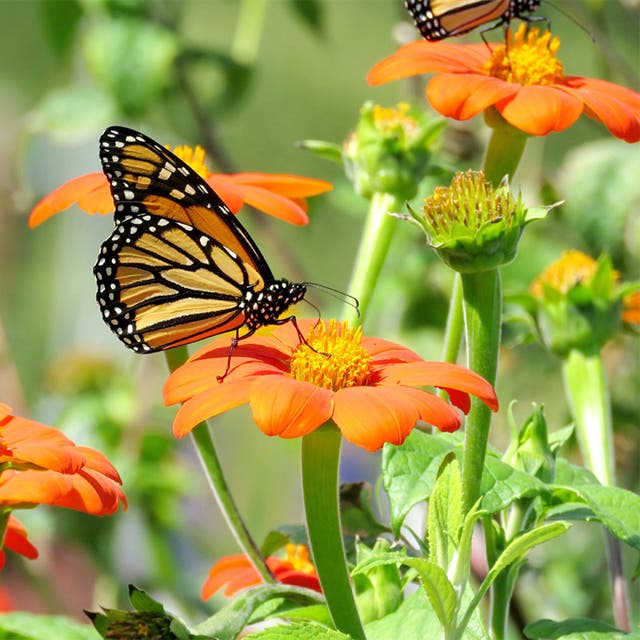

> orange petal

[
  {"left": 367, "top": 41, "right": 490, "bottom": 85},
  {"left": 362, "top": 336, "right": 422, "bottom": 365},
  {"left": 28, "top": 173, "right": 113, "bottom": 227},
  {"left": 3, "top": 515, "right": 38, "bottom": 560},
  {"left": 333, "top": 386, "right": 457, "bottom": 451},
  {"left": 378, "top": 361, "right": 499, "bottom": 412},
  {"left": 249, "top": 376, "right": 333, "bottom": 438},
  {"left": 559, "top": 77, "right": 640, "bottom": 143},
  {"left": 76, "top": 446, "right": 122, "bottom": 483},
  {"left": 172, "top": 379, "right": 254, "bottom": 437},
  {"left": 206, "top": 175, "right": 244, "bottom": 213},
  {"left": 496, "top": 85, "right": 583, "bottom": 136},
  {"left": 427, "top": 73, "right": 518, "bottom": 120},
  {"left": 238, "top": 185, "right": 309, "bottom": 225},
  {"left": 227, "top": 173, "right": 332, "bottom": 197}
]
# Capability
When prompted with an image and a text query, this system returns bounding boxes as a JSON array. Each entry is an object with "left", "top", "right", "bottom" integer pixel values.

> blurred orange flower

[
  {"left": 0, "top": 515, "right": 38, "bottom": 570},
  {"left": 622, "top": 292, "right": 640, "bottom": 325},
  {"left": 164, "top": 320, "right": 498, "bottom": 452},
  {"left": 202, "top": 544, "right": 321, "bottom": 599},
  {"left": 28, "top": 143, "right": 331, "bottom": 228},
  {"left": 0, "top": 403, "right": 126, "bottom": 516},
  {"left": 368, "top": 25, "right": 640, "bottom": 141}
]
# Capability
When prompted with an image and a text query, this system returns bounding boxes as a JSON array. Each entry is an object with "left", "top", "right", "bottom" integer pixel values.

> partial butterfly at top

[
  {"left": 94, "top": 126, "right": 330, "bottom": 362},
  {"left": 405, "top": 0, "right": 541, "bottom": 41}
]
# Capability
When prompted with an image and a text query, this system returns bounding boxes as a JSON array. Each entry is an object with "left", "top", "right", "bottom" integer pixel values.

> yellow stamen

[
  {"left": 167, "top": 144, "right": 210, "bottom": 179},
  {"left": 284, "top": 544, "right": 315, "bottom": 574},
  {"left": 422, "top": 170, "right": 517, "bottom": 233},
  {"left": 530, "top": 250, "right": 619, "bottom": 298},
  {"left": 484, "top": 24, "right": 564, "bottom": 86},
  {"left": 289, "top": 320, "right": 371, "bottom": 391},
  {"left": 372, "top": 102, "right": 420, "bottom": 139}
]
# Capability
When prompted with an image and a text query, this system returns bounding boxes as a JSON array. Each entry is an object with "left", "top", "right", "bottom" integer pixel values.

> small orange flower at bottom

[
  {"left": 163, "top": 320, "right": 498, "bottom": 452},
  {"left": 202, "top": 544, "right": 321, "bottom": 599}
]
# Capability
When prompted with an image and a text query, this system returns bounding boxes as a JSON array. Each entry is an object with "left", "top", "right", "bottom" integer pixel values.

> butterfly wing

[
  {"left": 95, "top": 214, "right": 262, "bottom": 352},
  {"left": 99, "top": 125, "right": 273, "bottom": 282}
]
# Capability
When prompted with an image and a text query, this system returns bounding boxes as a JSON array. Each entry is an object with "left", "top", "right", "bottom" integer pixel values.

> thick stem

[
  {"left": 460, "top": 270, "right": 501, "bottom": 513},
  {"left": 164, "top": 348, "right": 273, "bottom": 584},
  {"left": 441, "top": 274, "right": 464, "bottom": 364},
  {"left": 302, "top": 424, "right": 366, "bottom": 639},
  {"left": 343, "top": 192, "right": 401, "bottom": 327},
  {"left": 561, "top": 349, "right": 615, "bottom": 486},
  {"left": 483, "top": 109, "right": 529, "bottom": 186}
]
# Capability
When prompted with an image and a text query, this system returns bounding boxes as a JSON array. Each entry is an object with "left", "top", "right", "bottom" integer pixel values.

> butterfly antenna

[
  {"left": 302, "top": 282, "right": 360, "bottom": 318},
  {"left": 544, "top": 1, "right": 595, "bottom": 43}
]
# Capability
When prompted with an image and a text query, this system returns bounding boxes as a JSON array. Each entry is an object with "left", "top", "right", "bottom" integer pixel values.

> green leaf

[
  {"left": 382, "top": 431, "right": 460, "bottom": 534},
  {"left": 0, "top": 614, "right": 99, "bottom": 640},
  {"left": 260, "top": 529, "right": 291, "bottom": 557},
  {"left": 245, "top": 621, "right": 350, "bottom": 639},
  {"left": 573, "top": 484, "right": 640, "bottom": 550},
  {"left": 428, "top": 454, "right": 463, "bottom": 569},
  {"left": 287, "top": 0, "right": 325, "bottom": 36},
  {"left": 38, "top": 0, "right": 83, "bottom": 59},
  {"left": 297, "top": 139, "right": 344, "bottom": 166},
  {"left": 480, "top": 454, "right": 547, "bottom": 514},
  {"left": 128, "top": 584, "right": 165, "bottom": 614},
  {"left": 83, "top": 18, "right": 178, "bottom": 116},
  {"left": 524, "top": 617, "right": 630, "bottom": 640},
  {"left": 365, "top": 589, "right": 444, "bottom": 640},
  {"left": 554, "top": 458, "right": 599, "bottom": 486},
  {"left": 193, "top": 584, "right": 324, "bottom": 640}
]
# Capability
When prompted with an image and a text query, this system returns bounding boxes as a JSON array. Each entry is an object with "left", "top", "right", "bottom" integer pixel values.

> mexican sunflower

[
  {"left": 368, "top": 24, "right": 640, "bottom": 142},
  {"left": 202, "top": 544, "right": 321, "bottom": 599},
  {"left": 163, "top": 319, "right": 498, "bottom": 452},
  {"left": 28, "top": 142, "right": 332, "bottom": 227},
  {"left": 0, "top": 515, "right": 38, "bottom": 569},
  {"left": 0, "top": 403, "right": 126, "bottom": 515}
]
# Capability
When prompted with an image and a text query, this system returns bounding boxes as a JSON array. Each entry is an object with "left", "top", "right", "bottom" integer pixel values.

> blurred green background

[{"left": 0, "top": 0, "right": 637, "bottom": 630}]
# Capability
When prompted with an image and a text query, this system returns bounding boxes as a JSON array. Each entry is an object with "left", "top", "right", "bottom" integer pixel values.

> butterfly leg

[
  {"left": 278, "top": 316, "right": 330, "bottom": 358},
  {"left": 217, "top": 328, "right": 248, "bottom": 383}
]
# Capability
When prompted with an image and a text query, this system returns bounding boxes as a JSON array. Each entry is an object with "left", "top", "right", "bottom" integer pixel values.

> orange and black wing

[
  {"left": 99, "top": 125, "right": 273, "bottom": 281},
  {"left": 94, "top": 213, "right": 263, "bottom": 352}
]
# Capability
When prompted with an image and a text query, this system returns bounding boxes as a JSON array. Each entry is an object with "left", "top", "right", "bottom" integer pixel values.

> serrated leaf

[
  {"left": 382, "top": 431, "right": 460, "bottom": 534},
  {"left": 245, "top": 621, "right": 350, "bottom": 639},
  {"left": 0, "top": 614, "right": 99, "bottom": 640},
  {"left": 524, "top": 617, "right": 629, "bottom": 640},
  {"left": 193, "top": 584, "right": 324, "bottom": 640}
]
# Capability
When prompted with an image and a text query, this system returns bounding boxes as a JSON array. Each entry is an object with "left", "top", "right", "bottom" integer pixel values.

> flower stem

[
  {"left": 343, "top": 191, "right": 402, "bottom": 327},
  {"left": 164, "top": 347, "right": 274, "bottom": 584},
  {"left": 483, "top": 109, "right": 529, "bottom": 186},
  {"left": 231, "top": 0, "right": 269, "bottom": 65},
  {"left": 302, "top": 424, "right": 365, "bottom": 639},
  {"left": 561, "top": 349, "right": 614, "bottom": 485},
  {"left": 441, "top": 273, "right": 464, "bottom": 364},
  {"left": 460, "top": 269, "right": 501, "bottom": 514}
]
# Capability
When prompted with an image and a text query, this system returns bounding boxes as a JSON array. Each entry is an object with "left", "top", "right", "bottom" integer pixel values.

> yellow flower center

[
  {"left": 372, "top": 102, "right": 420, "bottom": 139},
  {"left": 284, "top": 544, "right": 315, "bottom": 574},
  {"left": 422, "top": 169, "right": 517, "bottom": 233},
  {"left": 530, "top": 250, "right": 619, "bottom": 298},
  {"left": 484, "top": 24, "right": 564, "bottom": 86},
  {"left": 289, "top": 320, "right": 371, "bottom": 391},
  {"left": 167, "top": 144, "right": 210, "bottom": 179}
]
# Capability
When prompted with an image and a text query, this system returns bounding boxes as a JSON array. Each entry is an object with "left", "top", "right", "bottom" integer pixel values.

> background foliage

[{"left": 0, "top": 0, "right": 637, "bottom": 629}]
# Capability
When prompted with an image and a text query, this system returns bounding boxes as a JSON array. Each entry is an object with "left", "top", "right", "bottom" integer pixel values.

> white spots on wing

[
  {"left": 158, "top": 167, "right": 171, "bottom": 181},
  {"left": 170, "top": 189, "right": 185, "bottom": 200},
  {"left": 123, "top": 190, "right": 135, "bottom": 200},
  {"left": 184, "top": 184, "right": 196, "bottom": 196}
]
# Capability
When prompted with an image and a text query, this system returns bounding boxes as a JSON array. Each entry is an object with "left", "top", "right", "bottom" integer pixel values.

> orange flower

[
  {"left": 163, "top": 320, "right": 498, "bottom": 452},
  {"left": 368, "top": 25, "right": 640, "bottom": 141},
  {"left": 0, "top": 515, "right": 38, "bottom": 569},
  {"left": 28, "top": 142, "right": 331, "bottom": 228},
  {"left": 202, "top": 544, "right": 321, "bottom": 599},
  {"left": 0, "top": 403, "right": 126, "bottom": 515},
  {"left": 622, "top": 291, "right": 640, "bottom": 325}
]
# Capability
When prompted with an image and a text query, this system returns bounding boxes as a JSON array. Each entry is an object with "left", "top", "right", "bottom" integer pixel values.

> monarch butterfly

[
  {"left": 405, "top": 0, "right": 541, "bottom": 41},
  {"left": 94, "top": 126, "right": 313, "bottom": 358}
]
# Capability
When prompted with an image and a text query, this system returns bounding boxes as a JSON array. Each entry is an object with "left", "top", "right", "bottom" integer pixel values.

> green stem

[
  {"left": 0, "top": 510, "right": 9, "bottom": 550},
  {"left": 483, "top": 109, "right": 529, "bottom": 186},
  {"left": 460, "top": 270, "right": 501, "bottom": 514},
  {"left": 343, "top": 191, "right": 402, "bottom": 327},
  {"left": 164, "top": 347, "right": 274, "bottom": 584},
  {"left": 441, "top": 274, "right": 464, "bottom": 364},
  {"left": 302, "top": 424, "right": 366, "bottom": 639},
  {"left": 231, "top": 0, "right": 269, "bottom": 65},
  {"left": 561, "top": 348, "right": 614, "bottom": 485}
]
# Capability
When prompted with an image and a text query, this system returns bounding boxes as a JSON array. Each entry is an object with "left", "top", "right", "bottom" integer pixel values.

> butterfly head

[{"left": 243, "top": 280, "right": 307, "bottom": 332}]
